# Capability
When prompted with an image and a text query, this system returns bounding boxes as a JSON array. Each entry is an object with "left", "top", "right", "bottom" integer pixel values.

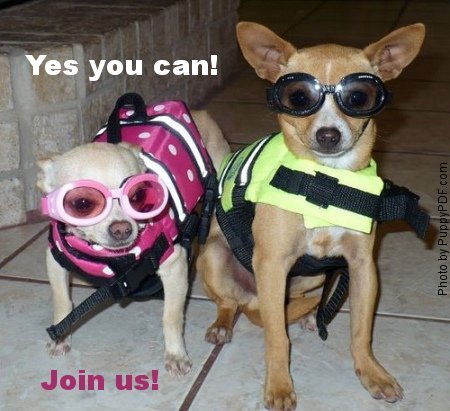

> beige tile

[
  {"left": 0, "top": 232, "right": 92, "bottom": 285},
  {"left": 371, "top": 222, "right": 449, "bottom": 319},
  {"left": 205, "top": 101, "right": 279, "bottom": 145},
  {"left": 0, "top": 222, "right": 48, "bottom": 265},
  {"left": 0, "top": 279, "right": 217, "bottom": 410},
  {"left": 191, "top": 313, "right": 450, "bottom": 410},
  {"left": 376, "top": 152, "right": 447, "bottom": 219},
  {"left": 375, "top": 110, "right": 450, "bottom": 155}
]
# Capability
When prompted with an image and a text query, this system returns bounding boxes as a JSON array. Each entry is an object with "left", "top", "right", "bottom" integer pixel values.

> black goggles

[{"left": 267, "top": 72, "right": 391, "bottom": 118}]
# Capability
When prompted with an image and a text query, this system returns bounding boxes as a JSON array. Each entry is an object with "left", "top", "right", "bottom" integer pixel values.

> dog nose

[
  {"left": 316, "top": 127, "right": 341, "bottom": 151},
  {"left": 108, "top": 220, "right": 132, "bottom": 241}
]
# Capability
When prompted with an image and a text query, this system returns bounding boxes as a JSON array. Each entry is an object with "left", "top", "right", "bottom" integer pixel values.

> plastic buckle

[
  {"left": 305, "top": 172, "right": 339, "bottom": 208},
  {"left": 110, "top": 278, "right": 130, "bottom": 300}
]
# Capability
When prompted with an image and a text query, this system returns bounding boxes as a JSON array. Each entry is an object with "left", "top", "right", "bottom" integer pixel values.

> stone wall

[{"left": 0, "top": 0, "right": 240, "bottom": 228}]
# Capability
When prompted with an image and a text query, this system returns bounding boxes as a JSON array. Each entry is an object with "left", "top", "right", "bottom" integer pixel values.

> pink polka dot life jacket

[{"left": 48, "top": 93, "right": 217, "bottom": 300}]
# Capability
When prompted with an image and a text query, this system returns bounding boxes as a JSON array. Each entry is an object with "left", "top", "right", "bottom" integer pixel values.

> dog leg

[
  {"left": 347, "top": 245, "right": 404, "bottom": 402},
  {"left": 198, "top": 218, "right": 241, "bottom": 345},
  {"left": 158, "top": 245, "right": 192, "bottom": 376},
  {"left": 46, "top": 248, "right": 73, "bottom": 357},
  {"left": 241, "top": 295, "right": 319, "bottom": 329},
  {"left": 205, "top": 302, "right": 238, "bottom": 345},
  {"left": 253, "top": 205, "right": 302, "bottom": 411}
]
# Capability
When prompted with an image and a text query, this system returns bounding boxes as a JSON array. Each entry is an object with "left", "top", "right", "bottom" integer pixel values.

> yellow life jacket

[{"left": 220, "top": 132, "right": 385, "bottom": 233}]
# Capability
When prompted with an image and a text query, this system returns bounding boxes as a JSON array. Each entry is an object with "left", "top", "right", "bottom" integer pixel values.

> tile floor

[{"left": 1, "top": 1, "right": 449, "bottom": 410}]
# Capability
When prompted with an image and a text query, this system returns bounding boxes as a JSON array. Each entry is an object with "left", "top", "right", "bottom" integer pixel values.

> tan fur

[
  {"left": 198, "top": 21, "right": 425, "bottom": 410},
  {"left": 39, "top": 112, "right": 227, "bottom": 377}
]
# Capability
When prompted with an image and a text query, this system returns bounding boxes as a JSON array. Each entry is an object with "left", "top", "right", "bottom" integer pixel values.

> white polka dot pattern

[
  {"left": 168, "top": 144, "right": 177, "bottom": 155},
  {"left": 130, "top": 246, "right": 142, "bottom": 257},
  {"left": 138, "top": 132, "right": 151, "bottom": 139},
  {"left": 154, "top": 105, "right": 165, "bottom": 112}
]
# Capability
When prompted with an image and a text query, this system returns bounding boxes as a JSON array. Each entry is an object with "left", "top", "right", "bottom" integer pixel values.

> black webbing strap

[
  {"left": 270, "top": 166, "right": 430, "bottom": 239},
  {"left": 316, "top": 267, "right": 349, "bottom": 341},
  {"left": 178, "top": 214, "right": 200, "bottom": 260},
  {"left": 106, "top": 93, "right": 148, "bottom": 144},
  {"left": 47, "top": 234, "right": 169, "bottom": 342},
  {"left": 198, "top": 173, "right": 219, "bottom": 244}
]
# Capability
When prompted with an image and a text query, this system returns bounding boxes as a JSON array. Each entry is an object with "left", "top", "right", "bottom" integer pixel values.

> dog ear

[
  {"left": 364, "top": 23, "right": 425, "bottom": 81},
  {"left": 236, "top": 21, "right": 296, "bottom": 82},
  {"left": 36, "top": 158, "right": 56, "bottom": 193}
]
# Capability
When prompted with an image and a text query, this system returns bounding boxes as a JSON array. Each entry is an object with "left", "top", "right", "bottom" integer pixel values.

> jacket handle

[{"left": 106, "top": 93, "right": 148, "bottom": 144}]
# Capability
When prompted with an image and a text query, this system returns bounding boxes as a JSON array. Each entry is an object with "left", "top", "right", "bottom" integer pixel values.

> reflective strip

[
  {"left": 150, "top": 115, "right": 208, "bottom": 177},
  {"left": 218, "top": 150, "right": 241, "bottom": 197},
  {"left": 139, "top": 153, "right": 186, "bottom": 221},
  {"left": 238, "top": 135, "right": 272, "bottom": 186}
]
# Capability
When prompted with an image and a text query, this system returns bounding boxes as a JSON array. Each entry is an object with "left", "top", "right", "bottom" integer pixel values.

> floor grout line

[
  {"left": 179, "top": 313, "right": 241, "bottom": 410},
  {"left": 389, "top": 0, "right": 410, "bottom": 32},
  {"left": 281, "top": 0, "right": 328, "bottom": 37},
  {"left": 0, "top": 225, "right": 48, "bottom": 271},
  {"left": 339, "top": 308, "right": 450, "bottom": 324}
]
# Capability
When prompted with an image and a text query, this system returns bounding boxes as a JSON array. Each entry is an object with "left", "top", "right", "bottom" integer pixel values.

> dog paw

[
  {"left": 264, "top": 386, "right": 297, "bottom": 411},
  {"left": 356, "top": 365, "right": 404, "bottom": 403},
  {"left": 46, "top": 339, "right": 71, "bottom": 357},
  {"left": 205, "top": 325, "right": 233, "bottom": 345},
  {"left": 164, "top": 353, "right": 192, "bottom": 376},
  {"left": 298, "top": 311, "right": 317, "bottom": 331}
]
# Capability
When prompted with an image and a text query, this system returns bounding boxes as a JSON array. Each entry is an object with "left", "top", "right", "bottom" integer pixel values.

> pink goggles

[{"left": 41, "top": 173, "right": 169, "bottom": 226}]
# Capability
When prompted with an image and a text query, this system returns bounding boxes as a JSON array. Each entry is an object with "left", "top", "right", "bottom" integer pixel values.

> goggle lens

[
  {"left": 63, "top": 187, "right": 106, "bottom": 219},
  {"left": 280, "top": 78, "right": 321, "bottom": 114},
  {"left": 127, "top": 180, "right": 163, "bottom": 213},
  {"left": 337, "top": 76, "right": 384, "bottom": 115}
]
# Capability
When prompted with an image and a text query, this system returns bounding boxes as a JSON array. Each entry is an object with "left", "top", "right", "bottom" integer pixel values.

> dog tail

[
  {"left": 192, "top": 110, "right": 230, "bottom": 172},
  {"left": 241, "top": 295, "right": 321, "bottom": 327}
]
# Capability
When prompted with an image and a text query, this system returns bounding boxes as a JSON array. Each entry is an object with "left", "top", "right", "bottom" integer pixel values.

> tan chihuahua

[{"left": 198, "top": 22, "right": 425, "bottom": 409}]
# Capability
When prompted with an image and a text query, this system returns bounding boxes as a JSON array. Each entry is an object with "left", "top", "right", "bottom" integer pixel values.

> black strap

[
  {"left": 179, "top": 213, "right": 200, "bottom": 256},
  {"left": 198, "top": 173, "right": 219, "bottom": 244},
  {"left": 316, "top": 267, "right": 349, "bottom": 341},
  {"left": 47, "top": 234, "right": 169, "bottom": 342},
  {"left": 270, "top": 166, "right": 430, "bottom": 239},
  {"left": 106, "top": 93, "right": 148, "bottom": 144}
]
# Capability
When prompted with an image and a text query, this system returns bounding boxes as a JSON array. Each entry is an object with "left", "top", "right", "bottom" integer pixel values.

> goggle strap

[{"left": 266, "top": 87, "right": 279, "bottom": 112}]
